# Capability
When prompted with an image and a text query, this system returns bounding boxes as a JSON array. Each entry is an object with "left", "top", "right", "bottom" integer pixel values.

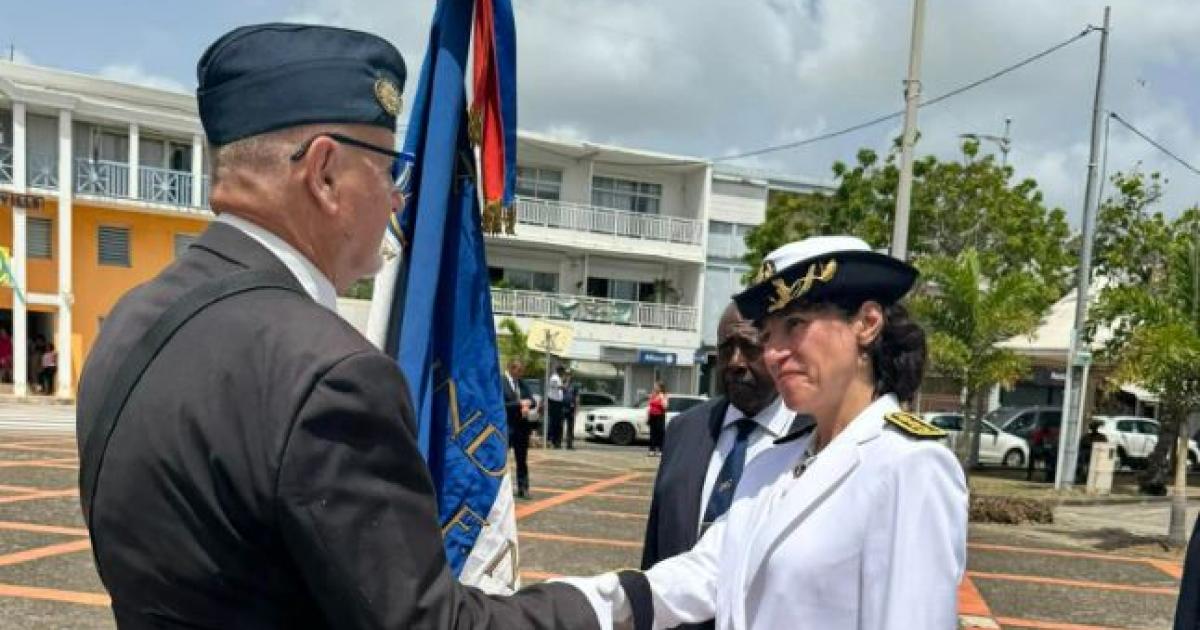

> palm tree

[
  {"left": 909, "top": 248, "right": 1048, "bottom": 470},
  {"left": 495, "top": 317, "right": 543, "bottom": 377}
]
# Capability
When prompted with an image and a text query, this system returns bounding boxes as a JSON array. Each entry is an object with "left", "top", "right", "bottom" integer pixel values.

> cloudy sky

[{"left": 6, "top": 0, "right": 1200, "bottom": 224}]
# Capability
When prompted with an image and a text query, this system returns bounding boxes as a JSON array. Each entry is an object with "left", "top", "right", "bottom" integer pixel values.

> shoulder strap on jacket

[{"left": 79, "top": 269, "right": 303, "bottom": 529}]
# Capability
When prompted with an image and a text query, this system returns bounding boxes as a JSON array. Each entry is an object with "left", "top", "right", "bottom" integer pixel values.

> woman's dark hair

[{"left": 861, "top": 302, "right": 926, "bottom": 402}]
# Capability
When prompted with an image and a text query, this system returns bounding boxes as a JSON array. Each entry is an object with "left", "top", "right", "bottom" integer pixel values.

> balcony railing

[
  {"left": 490, "top": 288, "right": 697, "bottom": 332},
  {"left": 139, "top": 165, "right": 194, "bottom": 207},
  {"left": 0, "top": 146, "right": 11, "bottom": 185},
  {"left": 75, "top": 158, "right": 130, "bottom": 198},
  {"left": 514, "top": 196, "right": 703, "bottom": 246},
  {"left": 27, "top": 154, "right": 58, "bottom": 190}
]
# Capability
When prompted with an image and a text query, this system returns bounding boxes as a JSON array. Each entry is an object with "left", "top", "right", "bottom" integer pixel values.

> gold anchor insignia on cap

[
  {"left": 755, "top": 258, "right": 777, "bottom": 283},
  {"left": 374, "top": 77, "right": 402, "bottom": 116},
  {"left": 767, "top": 259, "right": 838, "bottom": 313}
]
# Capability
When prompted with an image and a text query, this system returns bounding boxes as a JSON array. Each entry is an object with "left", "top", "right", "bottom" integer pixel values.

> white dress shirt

[
  {"left": 216, "top": 213, "right": 339, "bottom": 312},
  {"left": 697, "top": 396, "right": 793, "bottom": 532},
  {"left": 547, "top": 373, "right": 564, "bottom": 402}
]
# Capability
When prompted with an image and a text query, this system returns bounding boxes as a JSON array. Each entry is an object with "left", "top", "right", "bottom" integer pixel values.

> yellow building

[{"left": 0, "top": 60, "right": 212, "bottom": 398}]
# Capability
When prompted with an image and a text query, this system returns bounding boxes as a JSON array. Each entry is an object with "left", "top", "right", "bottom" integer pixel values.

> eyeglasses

[{"left": 290, "top": 132, "right": 414, "bottom": 195}]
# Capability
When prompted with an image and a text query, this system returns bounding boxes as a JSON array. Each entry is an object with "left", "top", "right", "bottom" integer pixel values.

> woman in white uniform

[{"left": 562, "top": 236, "right": 968, "bottom": 629}]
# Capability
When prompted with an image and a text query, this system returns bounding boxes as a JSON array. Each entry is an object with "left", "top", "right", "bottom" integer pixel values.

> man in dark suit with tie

[
  {"left": 504, "top": 358, "right": 537, "bottom": 499},
  {"left": 641, "top": 302, "right": 789, "bottom": 628},
  {"left": 76, "top": 23, "right": 596, "bottom": 629}
]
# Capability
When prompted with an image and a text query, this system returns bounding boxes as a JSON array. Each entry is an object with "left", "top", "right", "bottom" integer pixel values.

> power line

[
  {"left": 711, "top": 26, "right": 1099, "bottom": 162},
  {"left": 1108, "top": 111, "right": 1200, "bottom": 177}
]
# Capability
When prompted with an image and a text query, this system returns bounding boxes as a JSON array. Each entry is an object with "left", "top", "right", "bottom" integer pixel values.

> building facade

[
  {"left": 696, "top": 165, "right": 833, "bottom": 395},
  {"left": 0, "top": 60, "right": 210, "bottom": 398},
  {"left": 0, "top": 60, "right": 825, "bottom": 405}
]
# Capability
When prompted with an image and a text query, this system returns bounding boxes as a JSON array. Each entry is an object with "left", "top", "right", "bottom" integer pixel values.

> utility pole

[
  {"left": 891, "top": 0, "right": 926, "bottom": 261},
  {"left": 1056, "top": 6, "right": 1110, "bottom": 490},
  {"left": 1173, "top": 229, "right": 1199, "bottom": 546},
  {"left": 959, "top": 117, "right": 1013, "bottom": 167}
]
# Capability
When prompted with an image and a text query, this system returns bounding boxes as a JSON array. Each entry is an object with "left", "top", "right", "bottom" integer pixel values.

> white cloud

[
  {"left": 98, "top": 63, "right": 190, "bottom": 93},
  {"left": 284, "top": 0, "right": 1200, "bottom": 221}
]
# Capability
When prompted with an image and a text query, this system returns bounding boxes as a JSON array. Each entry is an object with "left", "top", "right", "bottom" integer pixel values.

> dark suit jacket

[
  {"left": 502, "top": 373, "right": 535, "bottom": 435},
  {"left": 77, "top": 223, "right": 596, "bottom": 630},
  {"left": 1177, "top": 516, "right": 1200, "bottom": 628},
  {"left": 642, "top": 396, "right": 730, "bottom": 567}
]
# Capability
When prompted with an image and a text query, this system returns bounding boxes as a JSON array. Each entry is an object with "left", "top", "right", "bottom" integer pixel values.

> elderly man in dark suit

[
  {"left": 76, "top": 23, "right": 595, "bottom": 629},
  {"left": 641, "top": 302, "right": 793, "bottom": 628}
]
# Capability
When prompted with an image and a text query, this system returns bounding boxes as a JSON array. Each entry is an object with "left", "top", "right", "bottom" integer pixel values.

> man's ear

[{"left": 301, "top": 137, "right": 340, "bottom": 217}]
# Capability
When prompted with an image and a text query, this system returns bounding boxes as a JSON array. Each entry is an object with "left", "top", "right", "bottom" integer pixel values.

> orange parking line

[
  {"left": 967, "top": 571, "right": 1177, "bottom": 596},
  {"left": 520, "top": 531, "right": 642, "bottom": 549},
  {"left": 0, "top": 444, "right": 78, "bottom": 454},
  {"left": 0, "top": 520, "right": 89, "bottom": 537},
  {"left": 0, "top": 583, "right": 109, "bottom": 607},
  {"left": 517, "top": 473, "right": 640, "bottom": 519},
  {"left": 0, "top": 458, "right": 76, "bottom": 469},
  {"left": 1148, "top": 559, "right": 1184, "bottom": 580},
  {"left": 580, "top": 509, "right": 649, "bottom": 520},
  {"left": 0, "top": 538, "right": 92, "bottom": 567},
  {"left": 0, "top": 483, "right": 49, "bottom": 494},
  {"left": 993, "top": 617, "right": 1123, "bottom": 630},
  {"left": 0, "top": 488, "right": 78, "bottom": 505},
  {"left": 530, "top": 486, "right": 648, "bottom": 502},
  {"left": 969, "top": 542, "right": 1159, "bottom": 566},
  {"left": 958, "top": 575, "right": 994, "bottom": 617},
  {"left": 520, "top": 570, "right": 563, "bottom": 582}
]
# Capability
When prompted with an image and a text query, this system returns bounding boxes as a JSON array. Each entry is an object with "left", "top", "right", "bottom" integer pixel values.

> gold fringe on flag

[
  {"left": 467, "top": 108, "right": 484, "bottom": 147},
  {"left": 482, "top": 200, "right": 505, "bottom": 235}
]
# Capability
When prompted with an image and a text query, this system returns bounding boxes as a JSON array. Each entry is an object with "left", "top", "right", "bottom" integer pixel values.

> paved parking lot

[{"left": 0, "top": 417, "right": 1187, "bottom": 629}]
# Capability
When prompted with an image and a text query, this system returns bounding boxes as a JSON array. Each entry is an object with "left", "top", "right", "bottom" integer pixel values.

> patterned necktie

[{"left": 701, "top": 418, "right": 759, "bottom": 531}]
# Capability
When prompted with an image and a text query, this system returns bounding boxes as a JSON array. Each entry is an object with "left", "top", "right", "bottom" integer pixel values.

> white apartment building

[
  {"left": 697, "top": 165, "right": 833, "bottom": 395},
  {"left": 490, "top": 132, "right": 709, "bottom": 405}
]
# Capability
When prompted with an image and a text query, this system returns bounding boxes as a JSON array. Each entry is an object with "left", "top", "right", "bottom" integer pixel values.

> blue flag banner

[{"left": 374, "top": 0, "right": 519, "bottom": 592}]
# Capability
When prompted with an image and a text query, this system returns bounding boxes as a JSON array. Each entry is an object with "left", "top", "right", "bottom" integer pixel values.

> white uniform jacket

[{"left": 564, "top": 394, "right": 968, "bottom": 630}]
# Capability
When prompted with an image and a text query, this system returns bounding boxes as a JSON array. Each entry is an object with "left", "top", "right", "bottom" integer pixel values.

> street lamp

[{"left": 960, "top": 117, "right": 1013, "bottom": 167}]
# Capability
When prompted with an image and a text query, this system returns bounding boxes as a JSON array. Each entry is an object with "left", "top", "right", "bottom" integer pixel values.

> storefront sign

[
  {"left": 637, "top": 350, "right": 677, "bottom": 366},
  {"left": 0, "top": 192, "right": 45, "bottom": 210}
]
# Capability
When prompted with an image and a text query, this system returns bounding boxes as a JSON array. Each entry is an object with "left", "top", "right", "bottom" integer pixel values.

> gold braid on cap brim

[{"left": 767, "top": 259, "right": 838, "bottom": 313}]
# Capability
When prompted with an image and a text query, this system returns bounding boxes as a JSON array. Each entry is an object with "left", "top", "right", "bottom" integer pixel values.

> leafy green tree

[
  {"left": 495, "top": 317, "right": 544, "bottom": 378},
  {"left": 909, "top": 249, "right": 1046, "bottom": 469},
  {"left": 744, "top": 141, "right": 1075, "bottom": 304},
  {"left": 1090, "top": 171, "right": 1198, "bottom": 495}
]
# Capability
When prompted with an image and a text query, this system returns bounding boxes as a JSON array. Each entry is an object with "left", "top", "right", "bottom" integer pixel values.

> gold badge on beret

[
  {"left": 884, "top": 411, "right": 946, "bottom": 439},
  {"left": 374, "top": 77, "right": 402, "bottom": 116},
  {"left": 767, "top": 259, "right": 838, "bottom": 313}
]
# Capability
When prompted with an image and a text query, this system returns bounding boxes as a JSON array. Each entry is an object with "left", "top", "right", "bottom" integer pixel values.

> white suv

[
  {"left": 1092, "top": 416, "right": 1200, "bottom": 470},
  {"left": 585, "top": 394, "right": 707, "bottom": 446},
  {"left": 924, "top": 412, "right": 1029, "bottom": 468}
]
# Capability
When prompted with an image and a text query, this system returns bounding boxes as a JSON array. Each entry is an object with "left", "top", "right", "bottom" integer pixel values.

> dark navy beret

[
  {"left": 734, "top": 236, "right": 918, "bottom": 323},
  {"left": 197, "top": 23, "right": 406, "bottom": 146}
]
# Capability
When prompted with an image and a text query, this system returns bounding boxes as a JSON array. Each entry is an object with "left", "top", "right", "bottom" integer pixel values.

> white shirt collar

[
  {"left": 216, "top": 213, "right": 339, "bottom": 312},
  {"left": 723, "top": 396, "right": 791, "bottom": 438}
]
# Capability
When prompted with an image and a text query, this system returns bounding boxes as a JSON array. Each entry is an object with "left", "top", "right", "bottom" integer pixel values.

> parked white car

[
  {"left": 923, "top": 412, "right": 1030, "bottom": 468},
  {"left": 585, "top": 394, "right": 708, "bottom": 446},
  {"left": 1092, "top": 416, "right": 1200, "bottom": 470}
]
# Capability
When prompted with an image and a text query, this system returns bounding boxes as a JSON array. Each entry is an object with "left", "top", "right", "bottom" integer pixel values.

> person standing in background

[
  {"left": 562, "top": 368, "right": 580, "bottom": 450},
  {"left": 647, "top": 381, "right": 668, "bottom": 456},
  {"left": 547, "top": 365, "right": 566, "bottom": 448}
]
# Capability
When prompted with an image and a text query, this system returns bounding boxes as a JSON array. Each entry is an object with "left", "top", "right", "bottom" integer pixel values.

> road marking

[
  {"left": 967, "top": 571, "right": 1177, "bottom": 596},
  {"left": 0, "top": 521, "right": 88, "bottom": 537},
  {"left": 0, "top": 583, "right": 108, "bottom": 607},
  {"left": 520, "top": 570, "right": 563, "bottom": 582},
  {"left": 957, "top": 576, "right": 997, "bottom": 629},
  {"left": 517, "top": 473, "right": 641, "bottom": 519},
  {"left": 576, "top": 509, "right": 649, "bottom": 520},
  {"left": 0, "top": 458, "right": 77, "bottom": 469},
  {"left": 0, "top": 444, "right": 78, "bottom": 454},
  {"left": 0, "top": 488, "right": 77, "bottom": 505},
  {"left": 992, "top": 616, "right": 1125, "bottom": 629},
  {"left": 529, "top": 487, "right": 649, "bottom": 502},
  {"left": 0, "top": 539, "right": 92, "bottom": 567},
  {"left": 970, "top": 542, "right": 1171, "bottom": 566},
  {"left": 1148, "top": 559, "right": 1183, "bottom": 580},
  {"left": 520, "top": 531, "right": 642, "bottom": 549}
]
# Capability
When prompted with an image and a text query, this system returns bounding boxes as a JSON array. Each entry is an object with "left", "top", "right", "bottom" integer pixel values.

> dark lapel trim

[{"left": 774, "top": 413, "right": 817, "bottom": 445}]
